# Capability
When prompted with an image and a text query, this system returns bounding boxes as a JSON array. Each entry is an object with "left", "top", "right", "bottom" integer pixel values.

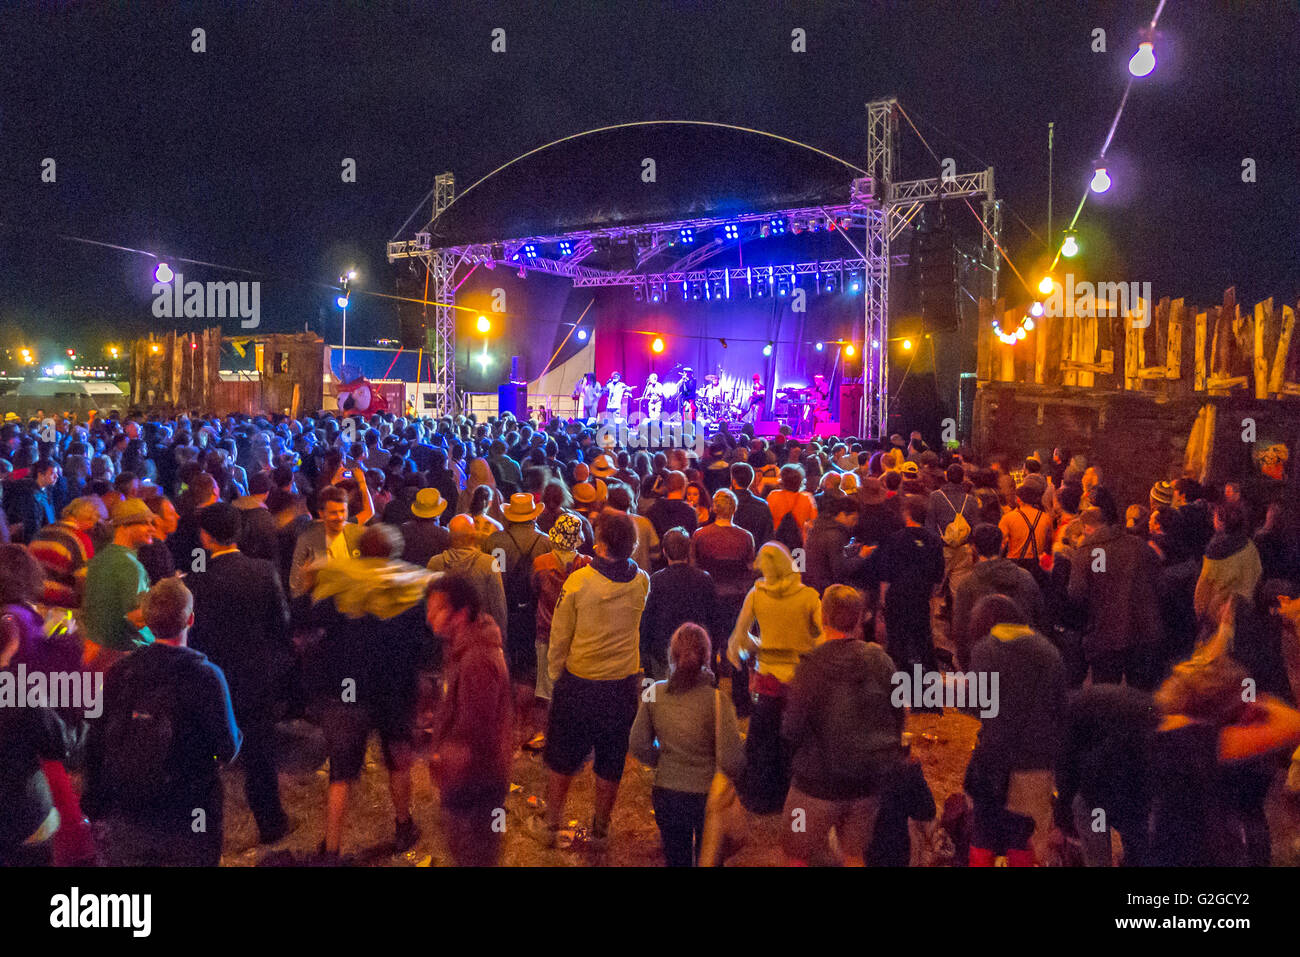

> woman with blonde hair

[
  {"left": 727, "top": 542, "right": 822, "bottom": 813},
  {"left": 630, "top": 622, "right": 744, "bottom": 866}
]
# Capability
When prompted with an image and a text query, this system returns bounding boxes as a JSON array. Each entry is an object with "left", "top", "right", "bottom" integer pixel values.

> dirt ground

[{"left": 215, "top": 605, "right": 1300, "bottom": 867}]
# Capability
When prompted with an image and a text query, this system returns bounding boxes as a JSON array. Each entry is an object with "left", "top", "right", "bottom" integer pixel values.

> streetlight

[{"left": 338, "top": 269, "right": 358, "bottom": 363}]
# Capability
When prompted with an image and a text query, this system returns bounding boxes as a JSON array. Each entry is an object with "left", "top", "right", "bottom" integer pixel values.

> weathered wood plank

[
  {"left": 1272, "top": 304, "right": 1296, "bottom": 395},
  {"left": 1254, "top": 298, "right": 1271, "bottom": 399},
  {"left": 1195, "top": 310, "right": 1207, "bottom": 390}
]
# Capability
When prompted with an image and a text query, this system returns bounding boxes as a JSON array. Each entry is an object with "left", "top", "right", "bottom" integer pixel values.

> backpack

[
  {"left": 102, "top": 656, "right": 179, "bottom": 810},
  {"left": 940, "top": 492, "right": 972, "bottom": 549},
  {"left": 774, "top": 509, "right": 803, "bottom": 552}
]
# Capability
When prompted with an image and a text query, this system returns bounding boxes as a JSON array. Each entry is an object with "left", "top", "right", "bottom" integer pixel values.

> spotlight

[
  {"left": 491, "top": 243, "right": 506, "bottom": 260},
  {"left": 1090, "top": 166, "right": 1111, "bottom": 194},
  {"left": 870, "top": 339, "right": 879, "bottom": 350},
  {"left": 769, "top": 217, "right": 786, "bottom": 236},
  {"left": 679, "top": 227, "right": 695, "bottom": 244},
  {"left": 808, "top": 218, "right": 823, "bottom": 233},
  {"left": 1061, "top": 233, "right": 1079, "bottom": 258},
  {"left": 902, "top": 338, "right": 913, "bottom": 351},
  {"left": 849, "top": 270, "right": 863, "bottom": 293},
  {"left": 762, "top": 342, "right": 774, "bottom": 357},
  {"left": 347, "top": 269, "right": 357, "bottom": 280},
  {"left": 476, "top": 315, "right": 491, "bottom": 333},
  {"left": 523, "top": 243, "right": 538, "bottom": 259},
  {"left": 154, "top": 262, "right": 174, "bottom": 284},
  {"left": 651, "top": 285, "right": 662, "bottom": 303},
  {"left": 691, "top": 282, "right": 703, "bottom": 301},
  {"left": 723, "top": 223, "right": 740, "bottom": 240},
  {"left": 336, "top": 295, "right": 350, "bottom": 309},
  {"left": 1128, "top": 40, "right": 1155, "bottom": 77},
  {"left": 577, "top": 328, "right": 588, "bottom": 341},
  {"left": 790, "top": 221, "right": 805, "bottom": 236},
  {"left": 776, "top": 277, "right": 790, "bottom": 297},
  {"left": 1038, "top": 275, "right": 1055, "bottom": 295},
  {"left": 652, "top": 337, "right": 665, "bottom": 353},
  {"left": 845, "top": 343, "right": 857, "bottom": 357},
  {"left": 558, "top": 240, "right": 574, "bottom": 256},
  {"left": 633, "top": 285, "right": 644, "bottom": 303},
  {"left": 710, "top": 280, "right": 724, "bottom": 300},
  {"left": 815, "top": 341, "right": 824, "bottom": 351},
  {"left": 634, "top": 232, "right": 654, "bottom": 248},
  {"left": 824, "top": 274, "right": 837, "bottom": 294}
]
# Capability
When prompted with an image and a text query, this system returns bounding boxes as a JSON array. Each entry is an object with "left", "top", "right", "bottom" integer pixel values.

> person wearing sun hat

[
  {"left": 485, "top": 493, "right": 552, "bottom": 746},
  {"left": 399, "top": 487, "right": 450, "bottom": 567},
  {"left": 81, "top": 497, "right": 158, "bottom": 666},
  {"left": 570, "top": 479, "right": 607, "bottom": 521},
  {"left": 589, "top": 454, "right": 617, "bottom": 480}
]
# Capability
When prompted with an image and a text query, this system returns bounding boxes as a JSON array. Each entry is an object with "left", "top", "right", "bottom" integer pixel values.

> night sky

[{"left": 2, "top": 0, "right": 1297, "bottom": 361}]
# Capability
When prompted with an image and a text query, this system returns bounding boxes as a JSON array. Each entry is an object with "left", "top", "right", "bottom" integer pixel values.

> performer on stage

[
  {"left": 643, "top": 372, "right": 664, "bottom": 421},
  {"left": 744, "top": 373, "right": 765, "bottom": 423},
  {"left": 572, "top": 372, "right": 601, "bottom": 420},
  {"left": 678, "top": 367, "right": 697, "bottom": 423},
  {"left": 602, "top": 371, "right": 632, "bottom": 423}
]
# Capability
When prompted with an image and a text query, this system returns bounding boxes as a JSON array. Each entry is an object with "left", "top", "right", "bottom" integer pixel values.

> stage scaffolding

[{"left": 387, "top": 99, "right": 999, "bottom": 434}]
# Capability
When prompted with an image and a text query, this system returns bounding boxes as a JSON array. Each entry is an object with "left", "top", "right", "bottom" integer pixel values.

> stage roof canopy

[{"left": 425, "top": 123, "right": 863, "bottom": 247}]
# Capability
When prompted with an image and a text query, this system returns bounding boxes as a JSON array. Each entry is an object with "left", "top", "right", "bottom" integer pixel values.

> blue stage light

[
  {"left": 680, "top": 227, "right": 695, "bottom": 244},
  {"left": 763, "top": 342, "right": 774, "bottom": 357},
  {"left": 723, "top": 223, "right": 739, "bottom": 240},
  {"left": 769, "top": 218, "right": 786, "bottom": 235},
  {"left": 577, "top": 328, "right": 588, "bottom": 341},
  {"left": 558, "top": 240, "right": 574, "bottom": 256},
  {"left": 523, "top": 243, "right": 538, "bottom": 259},
  {"left": 815, "top": 341, "right": 824, "bottom": 351}
]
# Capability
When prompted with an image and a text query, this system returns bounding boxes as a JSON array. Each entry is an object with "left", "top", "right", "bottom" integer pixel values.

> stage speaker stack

[
  {"left": 498, "top": 355, "right": 527, "bottom": 418},
  {"left": 838, "top": 382, "right": 863, "bottom": 434}
]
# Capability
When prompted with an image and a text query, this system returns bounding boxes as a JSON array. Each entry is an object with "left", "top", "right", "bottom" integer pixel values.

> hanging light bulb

[
  {"left": 1016, "top": 327, "right": 1027, "bottom": 340},
  {"left": 1061, "top": 233, "right": 1079, "bottom": 258},
  {"left": 154, "top": 262, "right": 174, "bottom": 284},
  {"left": 1038, "top": 275, "right": 1055, "bottom": 296},
  {"left": 1024, "top": 317, "right": 1035, "bottom": 331},
  {"left": 1090, "top": 166, "right": 1112, "bottom": 194},
  {"left": 1128, "top": 41, "right": 1155, "bottom": 77},
  {"left": 1030, "top": 301, "right": 1045, "bottom": 318}
]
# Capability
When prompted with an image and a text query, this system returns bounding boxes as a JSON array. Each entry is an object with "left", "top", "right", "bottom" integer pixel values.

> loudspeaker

[
  {"left": 838, "top": 383, "right": 863, "bottom": 431},
  {"left": 497, "top": 382, "right": 527, "bottom": 418}
]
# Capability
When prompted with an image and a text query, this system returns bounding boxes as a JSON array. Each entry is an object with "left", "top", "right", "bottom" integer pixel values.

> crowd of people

[{"left": 2, "top": 408, "right": 1300, "bottom": 867}]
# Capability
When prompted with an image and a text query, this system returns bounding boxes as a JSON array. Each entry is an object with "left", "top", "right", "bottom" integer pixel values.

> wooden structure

[
  {"left": 973, "top": 287, "right": 1300, "bottom": 506},
  {"left": 130, "top": 329, "right": 324, "bottom": 416}
]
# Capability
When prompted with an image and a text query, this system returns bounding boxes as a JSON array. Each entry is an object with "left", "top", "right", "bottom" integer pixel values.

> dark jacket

[
  {"left": 731, "top": 487, "right": 774, "bottom": 547},
  {"left": 951, "top": 557, "right": 1045, "bottom": 668},
  {"left": 964, "top": 626, "right": 1067, "bottom": 802},
  {"left": 783, "top": 638, "right": 903, "bottom": 800},
  {"left": 185, "top": 550, "right": 293, "bottom": 707},
  {"left": 400, "top": 517, "right": 450, "bottom": 567},
  {"left": 3, "top": 478, "right": 55, "bottom": 543},
  {"left": 1068, "top": 525, "right": 1164, "bottom": 658},
  {"left": 803, "top": 513, "right": 861, "bottom": 596},
  {"left": 234, "top": 500, "right": 280, "bottom": 564},
  {"left": 640, "top": 563, "right": 718, "bottom": 667},
  {"left": 0, "top": 697, "right": 77, "bottom": 853}
]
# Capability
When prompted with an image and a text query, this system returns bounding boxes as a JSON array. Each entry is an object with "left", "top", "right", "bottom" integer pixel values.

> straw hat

[
  {"left": 502, "top": 492, "right": 544, "bottom": 523},
  {"left": 571, "top": 480, "right": 607, "bottom": 505},
  {"left": 589, "top": 454, "right": 617, "bottom": 478},
  {"left": 410, "top": 487, "right": 447, "bottom": 519}
]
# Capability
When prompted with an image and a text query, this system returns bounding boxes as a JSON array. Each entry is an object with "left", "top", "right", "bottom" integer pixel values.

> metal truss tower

[
  {"left": 858, "top": 98, "right": 998, "bottom": 437},
  {"left": 427, "top": 172, "right": 456, "bottom": 415}
]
